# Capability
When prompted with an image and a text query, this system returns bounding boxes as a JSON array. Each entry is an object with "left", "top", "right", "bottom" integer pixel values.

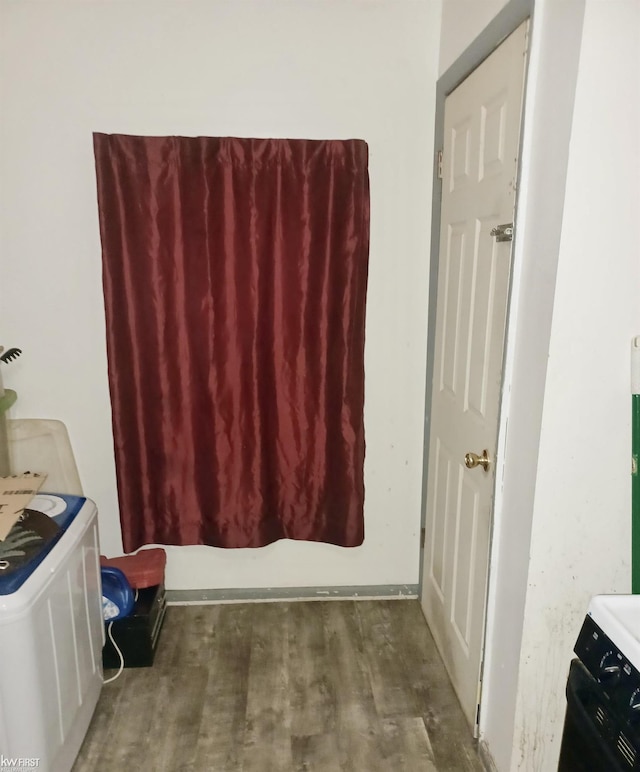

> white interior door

[{"left": 420, "top": 22, "right": 528, "bottom": 730}]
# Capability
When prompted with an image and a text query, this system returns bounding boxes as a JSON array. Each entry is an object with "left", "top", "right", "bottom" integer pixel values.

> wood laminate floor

[{"left": 73, "top": 599, "right": 484, "bottom": 772}]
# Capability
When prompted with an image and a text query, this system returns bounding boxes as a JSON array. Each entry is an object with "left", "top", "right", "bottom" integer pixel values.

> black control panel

[{"left": 575, "top": 614, "right": 640, "bottom": 736}]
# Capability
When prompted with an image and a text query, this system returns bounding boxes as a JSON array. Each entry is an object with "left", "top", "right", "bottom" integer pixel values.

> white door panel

[{"left": 421, "top": 21, "right": 528, "bottom": 730}]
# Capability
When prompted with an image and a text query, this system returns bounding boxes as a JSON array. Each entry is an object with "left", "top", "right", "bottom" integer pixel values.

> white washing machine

[{"left": 0, "top": 494, "right": 104, "bottom": 772}]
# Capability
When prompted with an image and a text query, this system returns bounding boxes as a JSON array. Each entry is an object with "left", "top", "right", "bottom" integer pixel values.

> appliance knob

[
  {"left": 630, "top": 688, "right": 640, "bottom": 720},
  {"left": 599, "top": 653, "right": 622, "bottom": 686}
]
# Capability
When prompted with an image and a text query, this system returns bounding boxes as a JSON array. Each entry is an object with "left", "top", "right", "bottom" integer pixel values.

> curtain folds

[{"left": 93, "top": 134, "right": 369, "bottom": 552}]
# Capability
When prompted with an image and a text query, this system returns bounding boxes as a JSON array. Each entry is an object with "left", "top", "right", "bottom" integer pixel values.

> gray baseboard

[{"left": 166, "top": 584, "right": 419, "bottom": 604}]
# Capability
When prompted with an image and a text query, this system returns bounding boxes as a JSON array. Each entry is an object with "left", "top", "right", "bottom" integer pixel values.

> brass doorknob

[{"left": 464, "top": 449, "right": 491, "bottom": 472}]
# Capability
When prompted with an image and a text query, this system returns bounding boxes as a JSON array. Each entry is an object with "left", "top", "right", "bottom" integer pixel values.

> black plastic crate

[{"left": 102, "top": 583, "right": 167, "bottom": 669}]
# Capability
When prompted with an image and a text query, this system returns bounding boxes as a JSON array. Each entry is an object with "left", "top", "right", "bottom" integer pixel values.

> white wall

[
  {"left": 511, "top": 1, "right": 639, "bottom": 768},
  {"left": 438, "top": 0, "right": 509, "bottom": 73},
  {"left": 480, "top": 1, "right": 587, "bottom": 768},
  {"left": 0, "top": 0, "right": 440, "bottom": 590}
]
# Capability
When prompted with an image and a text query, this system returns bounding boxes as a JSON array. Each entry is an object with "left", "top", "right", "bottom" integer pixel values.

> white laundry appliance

[{"left": 0, "top": 494, "right": 104, "bottom": 772}]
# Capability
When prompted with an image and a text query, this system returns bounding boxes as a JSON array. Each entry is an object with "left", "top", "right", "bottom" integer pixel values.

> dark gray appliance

[{"left": 559, "top": 598, "right": 640, "bottom": 770}]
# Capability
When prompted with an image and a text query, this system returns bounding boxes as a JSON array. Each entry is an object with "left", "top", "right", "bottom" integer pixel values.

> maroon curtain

[{"left": 93, "top": 134, "right": 369, "bottom": 552}]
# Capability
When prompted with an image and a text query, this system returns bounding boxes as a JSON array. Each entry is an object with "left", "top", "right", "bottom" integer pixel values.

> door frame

[
  {"left": 420, "top": 0, "right": 588, "bottom": 766},
  {"left": 418, "top": 0, "right": 533, "bottom": 730}
]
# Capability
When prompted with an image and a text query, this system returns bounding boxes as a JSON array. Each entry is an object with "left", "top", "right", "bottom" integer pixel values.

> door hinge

[
  {"left": 420, "top": 527, "right": 426, "bottom": 549},
  {"left": 436, "top": 150, "right": 443, "bottom": 180}
]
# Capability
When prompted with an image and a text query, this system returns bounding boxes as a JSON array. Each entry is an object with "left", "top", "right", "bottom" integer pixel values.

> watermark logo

[{"left": 0, "top": 756, "right": 40, "bottom": 770}]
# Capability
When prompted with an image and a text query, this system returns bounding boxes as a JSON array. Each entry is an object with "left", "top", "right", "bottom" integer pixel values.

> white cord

[
  {"left": 102, "top": 589, "right": 138, "bottom": 684},
  {"left": 103, "top": 621, "right": 125, "bottom": 684}
]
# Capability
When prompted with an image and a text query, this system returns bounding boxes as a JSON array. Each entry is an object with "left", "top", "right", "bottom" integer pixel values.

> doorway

[{"left": 420, "top": 21, "right": 528, "bottom": 731}]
